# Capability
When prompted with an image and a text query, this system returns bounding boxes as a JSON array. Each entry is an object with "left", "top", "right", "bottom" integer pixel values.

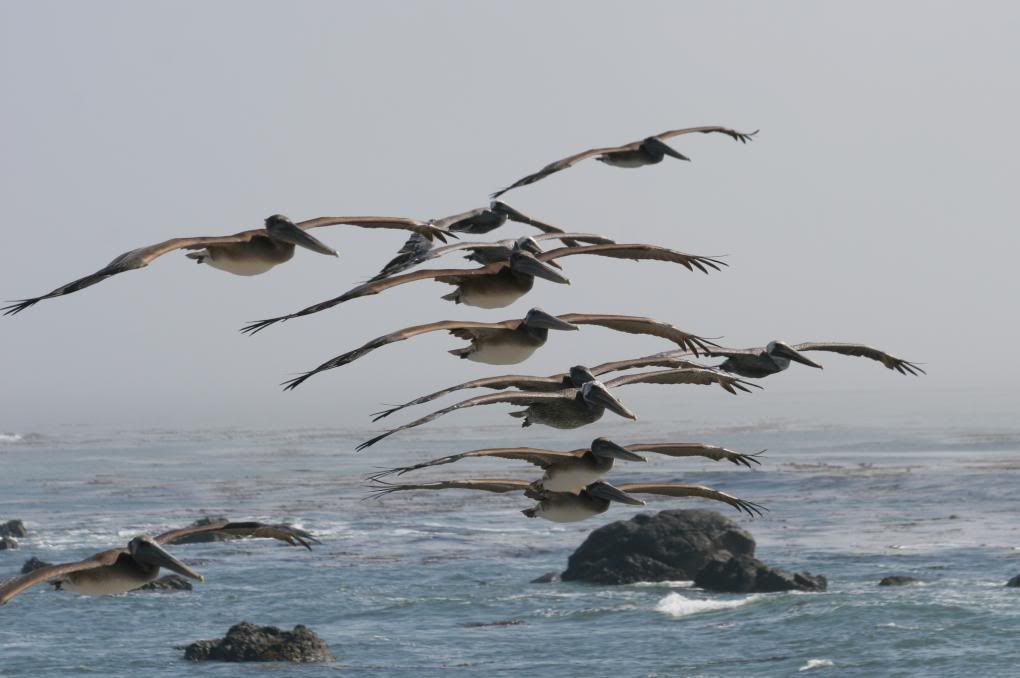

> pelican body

[
  {"left": 509, "top": 379, "right": 636, "bottom": 428},
  {"left": 522, "top": 483, "right": 643, "bottom": 523},
  {"left": 441, "top": 245, "right": 569, "bottom": 309},
  {"left": 538, "top": 438, "right": 645, "bottom": 492},
  {"left": 450, "top": 308, "right": 578, "bottom": 364},
  {"left": 716, "top": 340, "right": 824, "bottom": 378},
  {"left": 57, "top": 536, "right": 201, "bottom": 595}
]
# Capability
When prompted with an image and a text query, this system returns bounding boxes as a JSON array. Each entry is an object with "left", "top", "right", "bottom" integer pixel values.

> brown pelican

[
  {"left": 368, "top": 437, "right": 763, "bottom": 493},
  {"left": 280, "top": 310, "right": 719, "bottom": 390},
  {"left": 2, "top": 214, "right": 453, "bottom": 315},
  {"left": 369, "top": 479, "right": 765, "bottom": 522},
  {"left": 491, "top": 126, "right": 757, "bottom": 198},
  {"left": 0, "top": 520, "right": 319, "bottom": 605},
  {"left": 355, "top": 367, "right": 758, "bottom": 450},
  {"left": 242, "top": 242, "right": 725, "bottom": 332},
  {"left": 434, "top": 200, "right": 570, "bottom": 236},
  {"left": 683, "top": 341, "right": 925, "bottom": 378}
]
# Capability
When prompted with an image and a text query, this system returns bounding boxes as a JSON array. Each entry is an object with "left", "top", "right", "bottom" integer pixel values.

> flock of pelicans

[{"left": 1, "top": 126, "right": 924, "bottom": 606}]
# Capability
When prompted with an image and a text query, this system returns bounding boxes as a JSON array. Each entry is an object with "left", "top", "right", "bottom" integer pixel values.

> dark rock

[
  {"left": 184, "top": 622, "right": 334, "bottom": 663},
  {"left": 694, "top": 555, "right": 827, "bottom": 593},
  {"left": 20, "top": 557, "right": 52, "bottom": 574},
  {"left": 530, "top": 571, "right": 561, "bottom": 584},
  {"left": 0, "top": 537, "right": 17, "bottom": 550},
  {"left": 879, "top": 576, "right": 919, "bottom": 586},
  {"left": 463, "top": 619, "right": 526, "bottom": 628},
  {"left": 1006, "top": 574, "right": 1020, "bottom": 588},
  {"left": 0, "top": 520, "right": 27, "bottom": 539},
  {"left": 561, "top": 509, "right": 755, "bottom": 585},
  {"left": 136, "top": 574, "right": 193, "bottom": 592},
  {"left": 166, "top": 516, "right": 231, "bottom": 545}
]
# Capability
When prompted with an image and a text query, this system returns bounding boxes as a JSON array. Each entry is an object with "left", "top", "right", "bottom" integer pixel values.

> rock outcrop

[
  {"left": 694, "top": 555, "right": 827, "bottom": 593},
  {"left": 879, "top": 575, "right": 919, "bottom": 587},
  {"left": 20, "top": 557, "right": 52, "bottom": 574},
  {"left": 1005, "top": 574, "right": 1020, "bottom": 588},
  {"left": 183, "top": 622, "right": 334, "bottom": 663},
  {"left": 136, "top": 575, "right": 193, "bottom": 592},
  {"left": 0, "top": 537, "right": 17, "bottom": 551},
  {"left": 0, "top": 520, "right": 27, "bottom": 539}
]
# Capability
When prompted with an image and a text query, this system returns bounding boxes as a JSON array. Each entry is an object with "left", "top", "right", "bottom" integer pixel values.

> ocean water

[{"left": 1, "top": 422, "right": 1019, "bottom": 677}]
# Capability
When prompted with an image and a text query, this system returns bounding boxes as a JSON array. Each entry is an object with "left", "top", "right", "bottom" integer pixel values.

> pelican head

[
  {"left": 586, "top": 481, "right": 646, "bottom": 506},
  {"left": 508, "top": 251, "right": 570, "bottom": 284},
  {"left": 766, "top": 341, "right": 824, "bottom": 370},
  {"left": 591, "top": 437, "right": 646, "bottom": 463},
  {"left": 523, "top": 308, "right": 578, "bottom": 332},
  {"left": 490, "top": 200, "right": 514, "bottom": 214},
  {"left": 128, "top": 536, "right": 204, "bottom": 582},
  {"left": 580, "top": 381, "right": 637, "bottom": 420},
  {"left": 513, "top": 236, "right": 544, "bottom": 256},
  {"left": 568, "top": 365, "right": 597, "bottom": 386},
  {"left": 641, "top": 136, "right": 691, "bottom": 161},
  {"left": 264, "top": 214, "right": 338, "bottom": 257}
]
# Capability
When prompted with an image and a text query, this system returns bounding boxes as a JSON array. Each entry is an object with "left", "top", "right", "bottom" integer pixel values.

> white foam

[
  {"left": 655, "top": 592, "right": 757, "bottom": 617},
  {"left": 799, "top": 659, "right": 834, "bottom": 671},
  {"left": 0, "top": 433, "right": 23, "bottom": 443}
]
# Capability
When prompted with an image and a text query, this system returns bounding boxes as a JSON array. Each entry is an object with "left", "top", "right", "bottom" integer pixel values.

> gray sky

[{"left": 2, "top": 1, "right": 1017, "bottom": 433}]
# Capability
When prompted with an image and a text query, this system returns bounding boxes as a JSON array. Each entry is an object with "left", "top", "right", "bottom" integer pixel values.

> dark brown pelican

[
  {"left": 369, "top": 437, "right": 763, "bottom": 493},
  {"left": 684, "top": 341, "right": 926, "bottom": 378},
  {"left": 0, "top": 520, "right": 319, "bottom": 605},
  {"left": 370, "top": 479, "right": 765, "bottom": 522},
  {"left": 242, "top": 242, "right": 725, "bottom": 332},
  {"left": 355, "top": 367, "right": 758, "bottom": 450},
  {"left": 491, "top": 126, "right": 757, "bottom": 198},
  {"left": 280, "top": 310, "right": 720, "bottom": 390},
  {"left": 434, "top": 200, "right": 570, "bottom": 236},
  {"left": 2, "top": 214, "right": 453, "bottom": 315}
]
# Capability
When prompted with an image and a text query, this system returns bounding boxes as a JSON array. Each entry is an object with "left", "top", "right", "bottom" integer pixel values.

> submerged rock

[
  {"left": 530, "top": 571, "right": 561, "bottom": 584},
  {"left": 694, "top": 555, "right": 827, "bottom": 593},
  {"left": 879, "top": 575, "right": 919, "bottom": 586},
  {"left": 1005, "top": 574, "right": 1020, "bottom": 588},
  {"left": 0, "top": 520, "right": 27, "bottom": 539},
  {"left": 561, "top": 509, "right": 755, "bottom": 585},
  {"left": 136, "top": 574, "right": 193, "bottom": 592},
  {"left": 165, "top": 516, "right": 230, "bottom": 545},
  {"left": 184, "top": 622, "right": 334, "bottom": 663},
  {"left": 0, "top": 537, "right": 17, "bottom": 551},
  {"left": 21, "top": 557, "right": 52, "bottom": 574}
]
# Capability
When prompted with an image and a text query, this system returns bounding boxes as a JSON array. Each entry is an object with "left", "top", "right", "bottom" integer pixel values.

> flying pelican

[
  {"left": 673, "top": 341, "right": 925, "bottom": 378},
  {"left": 433, "top": 200, "right": 570, "bottom": 236},
  {"left": 0, "top": 520, "right": 319, "bottom": 605},
  {"left": 242, "top": 242, "right": 725, "bottom": 331},
  {"left": 279, "top": 310, "right": 720, "bottom": 390},
  {"left": 369, "top": 479, "right": 765, "bottom": 522},
  {"left": 491, "top": 126, "right": 757, "bottom": 198},
  {"left": 2, "top": 214, "right": 454, "bottom": 316},
  {"left": 355, "top": 367, "right": 758, "bottom": 450},
  {"left": 368, "top": 437, "right": 763, "bottom": 493}
]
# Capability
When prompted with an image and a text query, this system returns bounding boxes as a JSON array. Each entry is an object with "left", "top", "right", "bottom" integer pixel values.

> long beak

[
  {"left": 773, "top": 344, "right": 824, "bottom": 369},
  {"left": 584, "top": 383, "right": 638, "bottom": 420},
  {"left": 587, "top": 481, "right": 645, "bottom": 506},
  {"left": 134, "top": 542, "right": 204, "bottom": 582},
  {"left": 526, "top": 309, "right": 579, "bottom": 331},
  {"left": 591, "top": 437, "right": 646, "bottom": 462},
  {"left": 511, "top": 253, "right": 570, "bottom": 285},
  {"left": 645, "top": 137, "right": 690, "bottom": 161},
  {"left": 267, "top": 221, "right": 338, "bottom": 257}
]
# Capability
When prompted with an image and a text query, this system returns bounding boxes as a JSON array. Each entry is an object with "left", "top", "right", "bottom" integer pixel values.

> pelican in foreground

[
  {"left": 2, "top": 214, "right": 453, "bottom": 315},
  {"left": 243, "top": 241, "right": 724, "bottom": 331},
  {"left": 370, "top": 479, "right": 765, "bottom": 522},
  {"left": 280, "top": 310, "right": 719, "bottom": 390},
  {"left": 686, "top": 341, "right": 925, "bottom": 378},
  {"left": 369, "top": 437, "right": 763, "bottom": 493},
  {"left": 0, "top": 520, "right": 319, "bottom": 605},
  {"left": 491, "top": 125, "right": 757, "bottom": 198},
  {"left": 356, "top": 367, "right": 758, "bottom": 450}
]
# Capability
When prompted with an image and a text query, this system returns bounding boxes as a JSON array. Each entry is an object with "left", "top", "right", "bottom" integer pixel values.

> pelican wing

[
  {"left": 491, "top": 144, "right": 628, "bottom": 198},
  {"left": 371, "top": 373, "right": 570, "bottom": 421},
  {"left": 616, "top": 483, "right": 766, "bottom": 517},
  {"left": 540, "top": 244, "right": 726, "bottom": 274},
  {"left": 2, "top": 232, "right": 264, "bottom": 316},
  {"left": 154, "top": 520, "right": 321, "bottom": 550},
  {"left": 368, "top": 478, "right": 532, "bottom": 498},
  {"left": 496, "top": 203, "right": 568, "bottom": 235},
  {"left": 369, "top": 447, "right": 583, "bottom": 480},
  {"left": 281, "top": 319, "right": 517, "bottom": 389},
  {"left": 589, "top": 352, "right": 708, "bottom": 377},
  {"left": 652, "top": 126, "right": 758, "bottom": 144},
  {"left": 626, "top": 443, "right": 764, "bottom": 468},
  {"left": 792, "top": 342, "right": 926, "bottom": 376},
  {"left": 558, "top": 313, "right": 720, "bottom": 356},
  {"left": 604, "top": 368, "right": 761, "bottom": 394},
  {"left": 357, "top": 390, "right": 577, "bottom": 450},
  {"left": 0, "top": 548, "right": 126, "bottom": 605},
  {"left": 297, "top": 216, "right": 453, "bottom": 243}
]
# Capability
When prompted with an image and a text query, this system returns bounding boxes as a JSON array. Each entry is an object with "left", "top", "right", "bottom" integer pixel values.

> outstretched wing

[
  {"left": 604, "top": 368, "right": 761, "bottom": 394},
  {"left": 0, "top": 548, "right": 126, "bottom": 605},
  {"left": 154, "top": 520, "right": 321, "bottom": 550},
  {"left": 491, "top": 144, "right": 627, "bottom": 198},
  {"left": 616, "top": 483, "right": 766, "bottom": 517},
  {"left": 559, "top": 313, "right": 720, "bottom": 356},
  {"left": 368, "top": 447, "right": 583, "bottom": 481},
  {"left": 371, "top": 373, "right": 570, "bottom": 421},
  {"left": 368, "top": 478, "right": 533, "bottom": 498},
  {"left": 589, "top": 352, "right": 708, "bottom": 377},
  {"left": 357, "top": 390, "right": 576, "bottom": 451},
  {"left": 540, "top": 244, "right": 726, "bottom": 274},
  {"left": 2, "top": 232, "right": 263, "bottom": 316},
  {"left": 652, "top": 126, "right": 758, "bottom": 144},
  {"left": 279, "top": 319, "right": 512, "bottom": 389},
  {"left": 625, "top": 443, "right": 764, "bottom": 468},
  {"left": 792, "top": 342, "right": 926, "bottom": 376},
  {"left": 297, "top": 216, "right": 454, "bottom": 243}
]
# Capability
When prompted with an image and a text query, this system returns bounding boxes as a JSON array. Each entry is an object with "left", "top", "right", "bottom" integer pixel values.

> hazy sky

[{"left": 2, "top": 1, "right": 1017, "bottom": 433}]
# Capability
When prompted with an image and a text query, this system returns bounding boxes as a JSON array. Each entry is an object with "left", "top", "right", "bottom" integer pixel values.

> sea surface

[{"left": 1, "top": 421, "right": 1019, "bottom": 677}]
